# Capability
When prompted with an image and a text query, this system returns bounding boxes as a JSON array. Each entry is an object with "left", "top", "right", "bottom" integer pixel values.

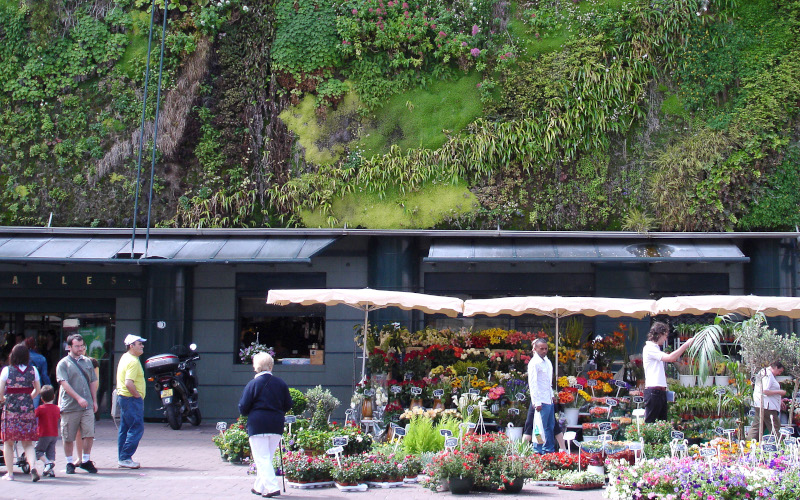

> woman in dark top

[{"left": 239, "top": 352, "right": 292, "bottom": 498}]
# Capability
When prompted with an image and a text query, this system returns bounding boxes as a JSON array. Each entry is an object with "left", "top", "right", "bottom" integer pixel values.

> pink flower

[
  {"left": 431, "top": 23, "right": 436, "bottom": 29},
  {"left": 352, "top": 8, "right": 357, "bottom": 15},
  {"left": 402, "top": 2, "right": 408, "bottom": 8},
  {"left": 369, "top": 7, "right": 373, "bottom": 12},
  {"left": 470, "top": 48, "right": 480, "bottom": 57},
  {"left": 438, "top": 31, "right": 446, "bottom": 37},
  {"left": 342, "top": 40, "right": 350, "bottom": 45},
  {"left": 404, "top": 10, "right": 409, "bottom": 17},
  {"left": 471, "top": 25, "right": 480, "bottom": 36},
  {"left": 461, "top": 41, "right": 468, "bottom": 47}
]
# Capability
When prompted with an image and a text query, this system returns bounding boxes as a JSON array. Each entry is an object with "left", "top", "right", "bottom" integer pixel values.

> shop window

[{"left": 237, "top": 298, "right": 325, "bottom": 365}]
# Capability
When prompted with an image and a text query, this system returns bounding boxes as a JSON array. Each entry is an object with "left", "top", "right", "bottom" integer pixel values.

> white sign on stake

[
  {"left": 440, "top": 429, "right": 453, "bottom": 437},
  {"left": 445, "top": 437, "right": 459, "bottom": 449},
  {"left": 216, "top": 421, "right": 227, "bottom": 432},
  {"left": 515, "top": 392, "right": 527, "bottom": 401}
]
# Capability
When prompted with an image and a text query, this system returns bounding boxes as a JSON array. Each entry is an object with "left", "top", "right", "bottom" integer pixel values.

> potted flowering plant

[
  {"left": 281, "top": 452, "right": 334, "bottom": 483},
  {"left": 239, "top": 334, "right": 275, "bottom": 364},
  {"left": 400, "top": 454, "right": 423, "bottom": 479},
  {"left": 331, "top": 457, "right": 367, "bottom": 486},
  {"left": 431, "top": 450, "right": 479, "bottom": 494},
  {"left": 556, "top": 470, "right": 605, "bottom": 490},
  {"left": 484, "top": 455, "right": 532, "bottom": 493}
]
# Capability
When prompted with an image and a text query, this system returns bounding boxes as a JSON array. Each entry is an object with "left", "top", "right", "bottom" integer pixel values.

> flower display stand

[
  {"left": 335, "top": 483, "right": 369, "bottom": 492},
  {"left": 557, "top": 483, "right": 604, "bottom": 490},
  {"left": 403, "top": 476, "right": 419, "bottom": 484},
  {"left": 286, "top": 480, "right": 335, "bottom": 489}
]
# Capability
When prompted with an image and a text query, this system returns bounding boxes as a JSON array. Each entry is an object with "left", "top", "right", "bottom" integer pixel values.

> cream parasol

[
  {"left": 267, "top": 288, "right": 464, "bottom": 382},
  {"left": 463, "top": 296, "right": 657, "bottom": 383},
  {"left": 654, "top": 295, "right": 800, "bottom": 318}
]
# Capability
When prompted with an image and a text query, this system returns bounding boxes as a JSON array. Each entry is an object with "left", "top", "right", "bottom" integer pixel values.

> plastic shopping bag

[{"left": 533, "top": 409, "right": 545, "bottom": 445}]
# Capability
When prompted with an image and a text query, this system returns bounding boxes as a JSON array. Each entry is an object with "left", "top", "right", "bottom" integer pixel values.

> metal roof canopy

[
  {"left": 0, "top": 234, "right": 338, "bottom": 264},
  {"left": 424, "top": 238, "right": 749, "bottom": 263}
]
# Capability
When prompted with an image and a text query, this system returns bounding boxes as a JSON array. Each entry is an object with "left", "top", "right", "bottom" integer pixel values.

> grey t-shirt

[{"left": 56, "top": 355, "right": 98, "bottom": 413}]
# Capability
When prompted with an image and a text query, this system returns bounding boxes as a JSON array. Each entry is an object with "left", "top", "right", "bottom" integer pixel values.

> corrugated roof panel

[
  {"left": 71, "top": 238, "right": 130, "bottom": 259},
  {"left": 28, "top": 238, "right": 91, "bottom": 258},
  {"left": 0, "top": 237, "right": 50, "bottom": 257},
  {"left": 172, "top": 239, "right": 226, "bottom": 260}
]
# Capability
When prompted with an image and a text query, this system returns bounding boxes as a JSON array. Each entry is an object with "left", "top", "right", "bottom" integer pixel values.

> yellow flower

[
  {"left": 557, "top": 376, "right": 570, "bottom": 388},
  {"left": 451, "top": 379, "right": 462, "bottom": 389}
]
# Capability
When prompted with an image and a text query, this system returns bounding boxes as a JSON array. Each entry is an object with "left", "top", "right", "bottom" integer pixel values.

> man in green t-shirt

[{"left": 116, "top": 334, "right": 146, "bottom": 469}]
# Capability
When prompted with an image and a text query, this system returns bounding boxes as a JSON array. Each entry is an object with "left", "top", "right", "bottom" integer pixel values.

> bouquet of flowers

[{"left": 239, "top": 336, "right": 275, "bottom": 364}]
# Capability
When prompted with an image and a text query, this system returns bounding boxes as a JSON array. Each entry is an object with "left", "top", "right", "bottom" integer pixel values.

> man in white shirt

[
  {"left": 642, "top": 322, "right": 694, "bottom": 422},
  {"left": 527, "top": 338, "right": 555, "bottom": 453},
  {"left": 746, "top": 361, "right": 786, "bottom": 441}
]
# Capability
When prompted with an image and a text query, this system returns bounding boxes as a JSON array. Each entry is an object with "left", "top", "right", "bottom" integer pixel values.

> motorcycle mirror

[{"left": 189, "top": 343, "right": 197, "bottom": 351}]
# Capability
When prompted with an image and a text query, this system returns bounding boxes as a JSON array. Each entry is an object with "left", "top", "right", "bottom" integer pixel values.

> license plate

[{"left": 161, "top": 389, "right": 173, "bottom": 398}]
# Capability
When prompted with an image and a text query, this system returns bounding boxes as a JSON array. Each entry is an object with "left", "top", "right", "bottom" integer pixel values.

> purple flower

[
  {"left": 471, "top": 25, "right": 480, "bottom": 36},
  {"left": 470, "top": 48, "right": 480, "bottom": 57}
]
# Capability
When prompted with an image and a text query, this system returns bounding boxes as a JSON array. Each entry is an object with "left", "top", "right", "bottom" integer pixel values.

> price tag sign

[
  {"left": 216, "top": 421, "right": 227, "bottom": 432},
  {"left": 674, "top": 443, "right": 688, "bottom": 452},
  {"left": 468, "top": 388, "right": 480, "bottom": 396},
  {"left": 364, "top": 389, "right": 375, "bottom": 397},
  {"left": 700, "top": 448, "right": 717, "bottom": 457},
  {"left": 573, "top": 383, "right": 584, "bottom": 390},
  {"left": 724, "top": 428, "right": 737, "bottom": 435},
  {"left": 326, "top": 446, "right": 344, "bottom": 455},
  {"left": 628, "top": 442, "right": 643, "bottom": 451},
  {"left": 405, "top": 371, "right": 414, "bottom": 381},
  {"left": 433, "top": 389, "right": 444, "bottom": 397},
  {"left": 332, "top": 436, "right": 349, "bottom": 447},
  {"left": 714, "top": 387, "right": 727, "bottom": 396},
  {"left": 491, "top": 404, "right": 499, "bottom": 413},
  {"left": 515, "top": 392, "right": 527, "bottom": 401},
  {"left": 445, "top": 437, "right": 459, "bottom": 448},
  {"left": 785, "top": 437, "right": 798, "bottom": 446},
  {"left": 748, "top": 409, "right": 757, "bottom": 417},
  {"left": 467, "top": 405, "right": 475, "bottom": 415},
  {"left": 467, "top": 367, "right": 478, "bottom": 375},
  {"left": 763, "top": 434, "right": 777, "bottom": 444},
  {"left": 671, "top": 431, "right": 685, "bottom": 440},
  {"left": 606, "top": 398, "right": 618, "bottom": 407},
  {"left": 285, "top": 415, "right": 297, "bottom": 424},
  {"left": 715, "top": 427, "right": 724, "bottom": 436},
  {"left": 440, "top": 429, "right": 453, "bottom": 437},
  {"left": 393, "top": 427, "right": 407, "bottom": 437},
  {"left": 587, "top": 379, "right": 598, "bottom": 387},
  {"left": 508, "top": 408, "right": 520, "bottom": 415},
  {"left": 598, "top": 422, "right": 613, "bottom": 432},
  {"left": 410, "top": 387, "right": 423, "bottom": 396},
  {"left": 762, "top": 443, "right": 779, "bottom": 452},
  {"left": 633, "top": 396, "right": 645, "bottom": 404},
  {"left": 598, "top": 433, "right": 613, "bottom": 442},
  {"left": 391, "top": 385, "right": 402, "bottom": 394},
  {"left": 615, "top": 380, "right": 628, "bottom": 388},
  {"left": 780, "top": 427, "right": 795, "bottom": 436}
]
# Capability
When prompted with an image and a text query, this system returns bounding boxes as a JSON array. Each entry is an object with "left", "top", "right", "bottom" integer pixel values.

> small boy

[{"left": 34, "top": 385, "right": 61, "bottom": 477}]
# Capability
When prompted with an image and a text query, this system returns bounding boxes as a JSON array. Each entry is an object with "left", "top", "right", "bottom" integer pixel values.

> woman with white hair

[{"left": 238, "top": 352, "right": 292, "bottom": 498}]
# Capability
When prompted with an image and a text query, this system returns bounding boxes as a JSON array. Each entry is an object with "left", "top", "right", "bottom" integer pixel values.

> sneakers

[
  {"left": 31, "top": 469, "right": 40, "bottom": 482},
  {"left": 65, "top": 463, "right": 76, "bottom": 474},
  {"left": 118, "top": 459, "right": 141, "bottom": 469},
  {"left": 79, "top": 461, "right": 98, "bottom": 473},
  {"left": 43, "top": 463, "right": 55, "bottom": 478}
]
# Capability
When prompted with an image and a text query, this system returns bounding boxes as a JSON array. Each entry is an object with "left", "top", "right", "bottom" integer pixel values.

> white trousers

[{"left": 249, "top": 434, "right": 282, "bottom": 494}]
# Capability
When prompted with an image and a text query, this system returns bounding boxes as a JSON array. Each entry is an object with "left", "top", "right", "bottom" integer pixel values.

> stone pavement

[{"left": 1, "top": 420, "right": 606, "bottom": 500}]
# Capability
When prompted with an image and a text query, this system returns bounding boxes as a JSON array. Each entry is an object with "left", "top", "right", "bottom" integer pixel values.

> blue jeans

[
  {"left": 534, "top": 403, "right": 556, "bottom": 454},
  {"left": 118, "top": 396, "right": 144, "bottom": 461}
]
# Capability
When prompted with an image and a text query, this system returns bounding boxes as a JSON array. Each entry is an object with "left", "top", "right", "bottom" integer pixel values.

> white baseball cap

[{"left": 124, "top": 334, "right": 147, "bottom": 346}]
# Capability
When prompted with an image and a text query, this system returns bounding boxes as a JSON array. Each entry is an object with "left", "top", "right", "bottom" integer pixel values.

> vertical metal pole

[
  {"left": 144, "top": 0, "right": 170, "bottom": 257},
  {"left": 131, "top": 0, "right": 158, "bottom": 258}
]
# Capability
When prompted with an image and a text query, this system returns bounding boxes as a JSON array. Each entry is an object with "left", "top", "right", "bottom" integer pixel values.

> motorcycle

[{"left": 144, "top": 343, "right": 202, "bottom": 430}]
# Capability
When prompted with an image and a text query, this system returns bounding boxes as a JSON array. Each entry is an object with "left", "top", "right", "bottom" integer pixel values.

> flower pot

[
  {"left": 410, "top": 398, "right": 424, "bottom": 409},
  {"left": 697, "top": 375, "right": 714, "bottom": 387},
  {"left": 500, "top": 477, "right": 524, "bottom": 493},
  {"left": 679, "top": 374, "right": 697, "bottom": 387},
  {"left": 505, "top": 426, "right": 523, "bottom": 441},
  {"left": 433, "top": 398, "right": 445, "bottom": 410},
  {"left": 448, "top": 477, "right": 474, "bottom": 495},
  {"left": 565, "top": 407, "right": 580, "bottom": 426},
  {"left": 587, "top": 464, "right": 605, "bottom": 477},
  {"left": 714, "top": 376, "right": 730, "bottom": 386}
]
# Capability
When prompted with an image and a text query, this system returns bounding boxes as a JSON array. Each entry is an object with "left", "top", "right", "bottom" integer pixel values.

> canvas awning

[
  {"left": 0, "top": 234, "right": 338, "bottom": 263},
  {"left": 424, "top": 239, "right": 749, "bottom": 263}
]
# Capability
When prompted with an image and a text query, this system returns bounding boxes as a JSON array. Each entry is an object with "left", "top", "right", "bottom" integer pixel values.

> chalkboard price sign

[
  {"left": 615, "top": 380, "right": 628, "bottom": 388},
  {"left": 780, "top": 427, "right": 794, "bottom": 436},
  {"left": 508, "top": 408, "right": 520, "bottom": 415},
  {"left": 573, "top": 383, "right": 584, "bottom": 390},
  {"left": 671, "top": 431, "right": 685, "bottom": 440},
  {"left": 715, "top": 427, "right": 724, "bottom": 436},
  {"left": 700, "top": 448, "right": 717, "bottom": 457},
  {"left": 433, "top": 389, "right": 445, "bottom": 397},
  {"left": 393, "top": 427, "right": 407, "bottom": 437},
  {"left": 332, "top": 436, "right": 349, "bottom": 447},
  {"left": 674, "top": 443, "right": 688, "bottom": 452},
  {"left": 598, "top": 434, "right": 613, "bottom": 442},
  {"left": 285, "top": 415, "right": 297, "bottom": 424},
  {"left": 598, "top": 422, "right": 613, "bottom": 432},
  {"left": 467, "top": 405, "right": 475, "bottom": 415},
  {"left": 763, "top": 435, "right": 777, "bottom": 444},
  {"left": 606, "top": 398, "right": 618, "bottom": 407},
  {"left": 633, "top": 396, "right": 645, "bottom": 404},
  {"left": 391, "top": 385, "right": 402, "bottom": 394},
  {"left": 445, "top": 437, "right": 459, "bottom": 448},
  {"left": 587, "top": 380, "right": 598, "bottom": 387},
  {"left": 468, "top": 388, "right": 480, "bottom": 395},
  {"left": 326, "top": 446, "right": 344, "bottom": 455},
  {"left": 364, "top": 389, "right": 375, "bottom": 397},
  {"left": 714, "top": 387, "right": 727, "bottom": 396},
  {"left": 216, "top": 422, "right": 227, "bottom": 431},
  {"left": 467, "top": 367, "right": 478, "bottom": 375},
  {"left": 440, "top": 429, "right": 453, "bottom": 437},
  {"left": 410, "top": 387, "right": 423, "bottom": 396},
  {"left": 515, "top": 392, "right": 527, "bottom": 401},
  {"left": 404, "top": 372, "right": 414, "bottom": 380},
  {"left": 762, "top": 443, "right": 779, "bottom": 452}
]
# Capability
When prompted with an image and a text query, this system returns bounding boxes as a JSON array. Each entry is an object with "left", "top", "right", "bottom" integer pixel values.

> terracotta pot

[{"left": 361, "top": 397, "right": 373, "bottom": 419}]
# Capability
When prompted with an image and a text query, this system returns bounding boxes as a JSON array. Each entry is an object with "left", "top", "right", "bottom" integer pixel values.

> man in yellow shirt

[{"left": 116, "top": 334, "right": 146, "bottom": 469}]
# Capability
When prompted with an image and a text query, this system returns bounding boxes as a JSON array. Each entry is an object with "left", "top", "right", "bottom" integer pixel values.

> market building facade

[{"left": 1, "top": 227, "right": 798, "bottom": 421}]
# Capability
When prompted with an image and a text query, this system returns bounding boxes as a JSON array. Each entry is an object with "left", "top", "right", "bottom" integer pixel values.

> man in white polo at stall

[{"left": 642, "top": 321, "right": 694, "bottom": 423}]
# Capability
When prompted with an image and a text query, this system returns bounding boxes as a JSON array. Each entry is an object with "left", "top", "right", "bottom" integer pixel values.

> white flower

[{"left": 243, "top": 5, "right": 249, "bottom": 11}]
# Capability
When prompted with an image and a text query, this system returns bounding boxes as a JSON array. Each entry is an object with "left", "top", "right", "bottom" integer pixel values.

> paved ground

[{"left": 1, "top": 420, "right": 606, "bottom": 499}]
